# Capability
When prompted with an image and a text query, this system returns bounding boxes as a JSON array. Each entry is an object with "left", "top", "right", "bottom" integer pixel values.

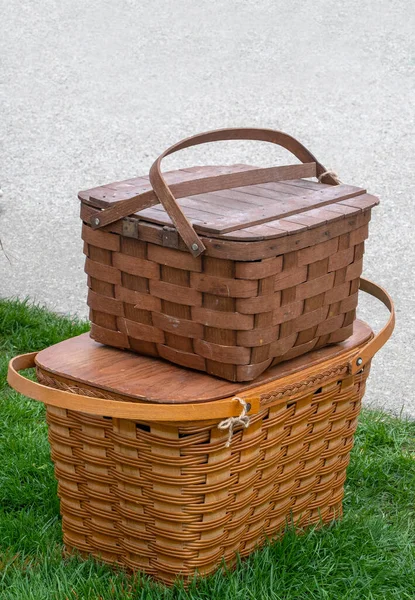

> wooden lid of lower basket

[{"left": 35, "top": 320, "right": 371, "bottom": 404}]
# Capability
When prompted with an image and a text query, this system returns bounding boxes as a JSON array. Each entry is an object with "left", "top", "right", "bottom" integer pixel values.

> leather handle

[
  {"left": 7, "top": 352, "right": 260, "bottom": 421},
  {"left": 90, "top": 128, "right": 335, "bottom": 256},
  {"left": 348, "top": 278, "right": 395, "bottom": 374}
]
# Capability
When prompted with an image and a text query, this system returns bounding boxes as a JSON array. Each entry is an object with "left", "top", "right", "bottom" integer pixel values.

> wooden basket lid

[
  {"left": 79, "top": 165, "right": 379, "bottom": 242},
  {"left": 35, "top": 320, "right": 372, "bottom": 404}
]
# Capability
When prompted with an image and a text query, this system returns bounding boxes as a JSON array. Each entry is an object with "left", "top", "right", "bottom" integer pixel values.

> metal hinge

[{"left": 122, "top": 218, "right": 139, "bottom": 238}]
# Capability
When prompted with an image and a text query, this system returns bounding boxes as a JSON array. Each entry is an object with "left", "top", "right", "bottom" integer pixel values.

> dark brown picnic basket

[{"left": 79, "top": 128, "right": 379, "bottom": 381}]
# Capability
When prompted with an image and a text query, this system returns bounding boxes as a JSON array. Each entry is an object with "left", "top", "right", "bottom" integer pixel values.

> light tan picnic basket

[
  {"left": 79, "top": 128, "right": 379, "bottom": 381},
  {"left": 8, "top": 279, "right": 394, "bottom": 584}
]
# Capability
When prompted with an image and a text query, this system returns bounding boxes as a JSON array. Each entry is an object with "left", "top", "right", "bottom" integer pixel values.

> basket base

[{"left": 63, "top": 502, "right": 343, "bottom": 585}]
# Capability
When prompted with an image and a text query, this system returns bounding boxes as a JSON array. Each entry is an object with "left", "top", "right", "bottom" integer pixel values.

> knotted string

[
  {"left": 218, "top": 397, "right": 251, "bottom": 447},
  {"left": 318, "top": 170, "right": 342, "bottom": 185}
]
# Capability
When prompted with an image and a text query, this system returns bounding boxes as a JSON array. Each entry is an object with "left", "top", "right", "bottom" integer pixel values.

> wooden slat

[
  {"left": 81, "top": 223, "right": 120, "bottom": 251},
  {"left": 80, "top": 168, "right": 235, "bottom": 207},
  {"left": 172, "top": 164, "right": 317, "bottom": 197},
  {"left": 86, "top": 163, "right": 317, "bottom": 230},
  {"left": 232, "top": 184, "right": 293, "bottom": 200},
  {"left": 149, "top": 280, "right": 202, "bottom": 306},
  {"left": 193, "top": 185, "right": 366, "bottom": 235},
  {"left": 193, "top": 339, "right": 251, "bottom": 365},
  {"left": 117, "top": 318, "right": 165, "bottom": 344},
  {"left": 127, "top": 185, "right": 365, "bottom": 237},
  {"left": 191, "top": 307, "right": 254, "bottom": 330},
  {"left": 84, "top": 258, "right": 122, "bottom": 285},
  {"left": 80, "top": 166, "right": 378, "bottom": 244},
  {"left": 190, "top": 273, "right": 259, "bottom": 298},
  {"left": 282, "top": 178, "right": 324, "bottom": 191},
  {"left": 152, "top": 313, "right": 204, "bottom": 339},
  {"left": 257, "top": 181, "right": 313, "bottom": 195},
  {"left": 339, "top": 193, "right": 379, "bottom": 210},
  {"left": 79, "top": 191, "right": 374, "bottom": 255},
  {"left": 205, "top": 187, "right": 279, "bottom": 207}
]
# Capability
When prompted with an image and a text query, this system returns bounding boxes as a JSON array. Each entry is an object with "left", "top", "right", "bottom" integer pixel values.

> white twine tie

[
  {"left": 218, "top": 397, "right": 251, "bottom": 447},
  {"left": 318, "top": 170, "right": 342, "bottom": 185}
]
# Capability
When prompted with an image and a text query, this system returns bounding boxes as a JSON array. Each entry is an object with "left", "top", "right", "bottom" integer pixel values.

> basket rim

[
  {"left": 78, "top": 164, "right": 379, "bottom": 244},
  {"left": 7, "top": 279, "right": 394, "bottom": 421},
  {"left": 33, "top": 321, "right": 372, "bottom": 405}
]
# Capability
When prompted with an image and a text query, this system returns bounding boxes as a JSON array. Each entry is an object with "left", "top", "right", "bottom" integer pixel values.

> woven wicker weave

[
  {"left": 40, "top": 366, "right": 368, "bottom": 583},
  {"left": 79, "top": 128, "right": 379, "bottom": 381},
  {"left": 7, "top": 281, "right": 394, "bottom": 584}
]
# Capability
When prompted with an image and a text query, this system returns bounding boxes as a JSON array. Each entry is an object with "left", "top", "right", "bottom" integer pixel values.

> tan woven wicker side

[{"left": 7, "top": 280, "right": 394, "bottom": 584}]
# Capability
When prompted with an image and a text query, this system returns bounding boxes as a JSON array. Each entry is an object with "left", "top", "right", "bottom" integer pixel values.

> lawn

[{"left": 0, "top": 298, "right": 414, "bottom": 600}]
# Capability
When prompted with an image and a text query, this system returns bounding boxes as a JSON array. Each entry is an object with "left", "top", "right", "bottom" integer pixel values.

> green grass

[{"left": 0, "top": 298, "right": 414, "bottom": 600}]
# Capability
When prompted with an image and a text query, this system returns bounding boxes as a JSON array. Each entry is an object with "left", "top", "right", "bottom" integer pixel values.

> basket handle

[
  {"left": 7, "top": 280, "right": 394, "bottom": 420},
  {"left": 7, "top": 352, "right": 260, "bottom": 421},
  {"left": 347, "top": 278, "right": 395, "bottom": 374},
  {"left": 90, "top": 127, "right": 337, "bottom": 256}
]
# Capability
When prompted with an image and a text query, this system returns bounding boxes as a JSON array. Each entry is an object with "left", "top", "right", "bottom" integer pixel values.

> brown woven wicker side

[
  {"left": 82, "top": 209, "right": 371, "bottom": 381},
  {"left": 79, "top": 127, "right": 379, "bottom": 381}
]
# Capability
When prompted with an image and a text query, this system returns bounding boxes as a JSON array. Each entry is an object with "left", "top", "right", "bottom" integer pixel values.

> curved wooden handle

[
  {"left": 148, "top": 128, "right": 334, "bottom": 256},
  {"left": 348, "top": 278, "right": 395, "bottom": 374},
  {"left": 7, "top": 352, "right": 260, "bottom": 421},
  {"left": 90, "top": 128, "right": 335, "bottom": 256}
]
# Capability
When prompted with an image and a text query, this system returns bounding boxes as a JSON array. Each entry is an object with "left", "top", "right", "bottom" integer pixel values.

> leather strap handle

[
  {"left": 91, "top": 128, "right": 336, "bottom": 256},
  {"left": 7, "top": 279, "right": 393, "bottom": 420},
  {"left": 347, "top": 278, "right": 395, "bottom": 374}
]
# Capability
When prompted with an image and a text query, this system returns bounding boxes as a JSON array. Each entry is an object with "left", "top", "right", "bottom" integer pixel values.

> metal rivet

[
  {"left": 93, "top": 217, "right": 100, "bottom": 226},
  {"left": 191, "top": 243, "right": 199, "bottom": 251},
  {"left": 246, "top": 402, "right": 251, "bottom": 412},
  {"left": 356, "top": 357, "right": 363, "bottom": 366}
]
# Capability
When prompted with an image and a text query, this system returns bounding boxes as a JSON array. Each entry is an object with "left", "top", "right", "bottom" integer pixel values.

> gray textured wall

[{"left": 1, "top": 1, "right": 414, "bottom": 415}]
